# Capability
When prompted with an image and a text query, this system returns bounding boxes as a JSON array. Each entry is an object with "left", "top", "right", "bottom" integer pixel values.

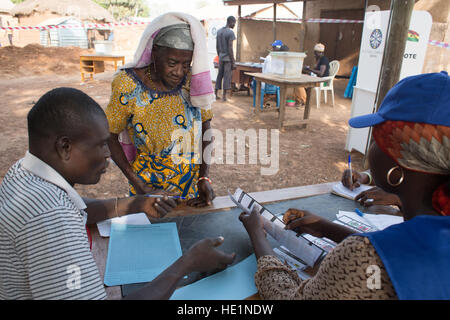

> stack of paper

[
  {"left": 96, "top": 212, "right": 150, "bottom": 237},
  {"left": 104, "top": 223, "right": 182, "bottom": 286},
  {"left": 336, "top": 211, "right": 404, "bottom": 232}
]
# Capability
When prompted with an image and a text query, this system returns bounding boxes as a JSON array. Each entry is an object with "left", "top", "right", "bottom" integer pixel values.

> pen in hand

[{"left": 348, "top": 155, "right": 353, "bottom": 189}]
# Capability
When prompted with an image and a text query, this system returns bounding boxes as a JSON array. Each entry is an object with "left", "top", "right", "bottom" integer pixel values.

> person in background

[
  {"left": 240, "top": 71, "right": 450, "bottom": 300},
  {"left": 0, "top": 87, "right": 235, "bottom": 300},
  {"left": 215, "top": 16, "right": 236, "bottom": 102},
  {"left": 294, "top": 43, "right": 330, "bottom": 107},
  {"left": 106, "top": 13, "right": 216, "bottom": 207}
]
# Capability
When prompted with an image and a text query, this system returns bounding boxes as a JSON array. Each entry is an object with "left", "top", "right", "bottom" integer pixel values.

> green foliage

[
  {"left": 11, "top": 0, "right": 26, "bottom": 4},
  {"left": 93, "top": 0, "right": 150, "bottom": 20}
]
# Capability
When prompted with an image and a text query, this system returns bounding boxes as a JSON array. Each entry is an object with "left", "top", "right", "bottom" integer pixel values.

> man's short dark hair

[
  {"left": 227, "top": 16, "right": 236, "bottom": 24},
  {"left": 27, "top": 87, "right": 105, "bottom": 143}
]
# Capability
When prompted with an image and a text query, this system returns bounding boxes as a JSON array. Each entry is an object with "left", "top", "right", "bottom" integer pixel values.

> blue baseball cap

[
  {"left": 272, "top": 40, "right": 283, "bottom": 47},
  {"left": 349, "top": 71, "right": 450, "bottom": 128}
]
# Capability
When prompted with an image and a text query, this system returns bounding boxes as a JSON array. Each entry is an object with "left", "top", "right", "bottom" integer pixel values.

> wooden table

[
  {"left": 80, "top": 54, "right": 125, "bottom": 82},
  {"left": 232, "top": 62, "right": 263, "bottom": 95},
  {"left": 245, "top": 72, "right": 327, "bottom": 130},
  {"left": 90, "top": 182, "right": 398, "bottom": 300}
]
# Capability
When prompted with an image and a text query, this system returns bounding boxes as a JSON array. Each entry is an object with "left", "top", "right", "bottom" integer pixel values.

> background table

[
  {"left": 232, "top": 62, "right": 263, "bottom": 95},
  {"left": 80, "top": 54, "right": 125, "bottom": 82},
  {"left": 246, "top": 72, "right": 327, "bottom": 130}
]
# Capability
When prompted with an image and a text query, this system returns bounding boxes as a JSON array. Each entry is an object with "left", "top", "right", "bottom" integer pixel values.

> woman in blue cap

[{"left": 240, "top": 71, "right": 450, "bottom": 299}]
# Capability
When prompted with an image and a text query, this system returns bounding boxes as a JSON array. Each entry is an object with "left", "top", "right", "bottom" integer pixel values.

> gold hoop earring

[{"left": 387, "top": 166, "right": 404, "bottom": 187}]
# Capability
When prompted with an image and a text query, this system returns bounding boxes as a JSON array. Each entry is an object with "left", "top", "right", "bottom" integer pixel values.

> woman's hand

[
  {"left": 133, "top": 194, "right": 178, "bottom": 219},
  {"left": 284, "top": 208, "right": 355, "bottom": 243},
  {"left": 355, "top": 187, "right": 402, "bottom": 208},
  {"left": 341, "top": 169, "right": 370, "bottom": 190},
  {"left": 239, "top": 207, "right": 265, "bottom": 238},
  {"left": 283, "top": 209, "right": 328, "bottom": 238},
  {"left": 187, "top": 179, "right": 216, "bottom": 207}
]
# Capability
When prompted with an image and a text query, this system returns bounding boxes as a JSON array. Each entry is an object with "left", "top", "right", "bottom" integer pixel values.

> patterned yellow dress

[{"left": 105, "top": 68, "right": 213, "bottom": 199}]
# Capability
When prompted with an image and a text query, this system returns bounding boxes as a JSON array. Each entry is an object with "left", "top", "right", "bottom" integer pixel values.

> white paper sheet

[
  {"left": 337, "top": 210, "right": 403, "bottom": 231},
  {"left": 96, "top": 212, "right": 151, "bottom": 237}
]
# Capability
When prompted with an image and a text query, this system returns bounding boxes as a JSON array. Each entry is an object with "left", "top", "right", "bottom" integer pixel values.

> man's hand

[
  {"left": 341, "top": 169, "right": 370, "bottom": 191},
  {"left": 355, "top": 187, "right": 402, "bottom": 208},
  {"left": 183, "top": 237, "right": 236, "bottom": 273},
  {"left": 187, "top": 179, "right": 216, "bottom": 207}
]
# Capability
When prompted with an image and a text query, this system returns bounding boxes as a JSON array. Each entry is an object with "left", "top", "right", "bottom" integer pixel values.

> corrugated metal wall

[{"left": 40, "top": 18, "right": 88, "bottom": 48}]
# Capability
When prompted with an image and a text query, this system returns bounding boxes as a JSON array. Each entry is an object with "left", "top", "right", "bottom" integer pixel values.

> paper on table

[
  {"left": 104, "top": 223, "right": 182, "bottom": 286},
  {"left": 96, "top": 212, "right": 150, "bottom": 237},
  {"left": 170, "top": 254, "right": 258, "bottom": 300},
  {"left": 331, "top": 182, "right": 373, "bottom": 200},
  {"left": 337, "top": 211, "right": 404, "bottom": 231}
]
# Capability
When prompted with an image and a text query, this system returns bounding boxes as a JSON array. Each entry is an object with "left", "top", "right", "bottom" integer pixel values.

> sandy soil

[{"left": 0, "top": 46, "right": 366, "bottom": 200}]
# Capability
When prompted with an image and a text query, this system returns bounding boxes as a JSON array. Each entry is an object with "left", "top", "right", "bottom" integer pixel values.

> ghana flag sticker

[{"left": 407, "top": 30, "right": 419, "bottom": 42}]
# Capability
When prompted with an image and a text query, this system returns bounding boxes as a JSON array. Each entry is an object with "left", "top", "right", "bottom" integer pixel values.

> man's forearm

[{"left": 84, "top": 196, "right": 145, "bottom": 224}]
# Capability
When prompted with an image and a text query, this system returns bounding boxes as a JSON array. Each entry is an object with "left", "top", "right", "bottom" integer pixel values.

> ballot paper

[
  {"left": 336, "top": 210, "right": 404, "bottom": 232},
  {"left": 96, "top": 212, "right": 150, "bottom": 237},
  {"left": 170, "top": 254, "right": 258, "bottom": 300},
  {"left": 229, "top": 188, "right": 325, "bottom": 267},
  {"left": 331, "top": 182, "right": 373, "bottom": 200}
]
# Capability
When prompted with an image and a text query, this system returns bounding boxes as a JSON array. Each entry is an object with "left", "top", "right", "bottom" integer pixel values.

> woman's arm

[{"left": 107, "top": 133, "right": 155, "bottom": 195}]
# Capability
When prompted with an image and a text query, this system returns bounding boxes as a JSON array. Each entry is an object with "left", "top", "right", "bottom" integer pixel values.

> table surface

[
  {"left": 80, "top": 54, "right": 125, "bottom": 59},
  {"left": 90, "top": 182, "right": 395, "bottom": 300},
  {"left": 246, "top": 72, "right": 327, "bottom": 86}
]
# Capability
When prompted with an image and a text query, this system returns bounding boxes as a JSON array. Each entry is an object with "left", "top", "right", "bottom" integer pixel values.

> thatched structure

[
  {"left": 0, "top": 0, "right": 14, "bottom": 14},
  {"left": 11, "top": 0, "right": 114, "bottom": 22}
]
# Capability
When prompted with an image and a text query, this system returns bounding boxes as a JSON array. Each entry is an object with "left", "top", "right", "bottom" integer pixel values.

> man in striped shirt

[{"left": 0, "top": 88, "right": 235, "bottom": 300}]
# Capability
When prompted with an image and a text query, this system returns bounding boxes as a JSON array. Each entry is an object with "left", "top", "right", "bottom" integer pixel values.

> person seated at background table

[
  {"left": 106, "top": 13, "right": 216, "bottom": 208},
  {"left": 294, "top": 43, "right": 330, "bottom": 107},
  {"left": 240, "top": 71, "right": 450, "bottom": 299},
  {"left": 0, "top": 87, "right": 235, "bottom": 300},
  {"left": 342, "top": 168, "right": 402, "bottom": 214}
]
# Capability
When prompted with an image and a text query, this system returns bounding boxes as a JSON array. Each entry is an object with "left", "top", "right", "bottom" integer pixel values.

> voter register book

[{"left": 228, "top": 188, "right": 326, "bottom": 269}]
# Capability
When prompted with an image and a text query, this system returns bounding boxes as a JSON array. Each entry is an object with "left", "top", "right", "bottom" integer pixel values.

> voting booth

[{"left": 345, "top": 10, "right": 432, "bottom": 154}]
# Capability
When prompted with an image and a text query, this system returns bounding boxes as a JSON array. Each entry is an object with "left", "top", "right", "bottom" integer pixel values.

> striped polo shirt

[{"left": 0, "top": 152, "right": 106, "bottom": 300}]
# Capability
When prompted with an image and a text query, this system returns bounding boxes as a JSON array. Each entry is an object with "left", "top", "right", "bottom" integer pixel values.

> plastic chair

[
  {"left": 314, "top": 60, "right": 340, "bottom": 108},
  {"left": 251, "top": 79, "right": 280, "bottom": 111}
]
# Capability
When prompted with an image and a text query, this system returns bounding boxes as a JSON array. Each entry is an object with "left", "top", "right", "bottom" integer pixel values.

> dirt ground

[{"left": 0, "top": 45, "right": 367, "bottom": 200}]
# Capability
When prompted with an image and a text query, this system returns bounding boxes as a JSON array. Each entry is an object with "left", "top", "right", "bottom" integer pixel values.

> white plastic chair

[{"left": 315, "top": 60, "right": 340, "bottom": 108}]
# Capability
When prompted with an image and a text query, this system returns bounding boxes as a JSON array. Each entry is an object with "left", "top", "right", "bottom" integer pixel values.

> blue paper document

[
  {"left": 170, "top": 254, "right": 258, "bottom": 300},
  {"left": 104, "top": 223, "right": 182, "bottom": 286}
]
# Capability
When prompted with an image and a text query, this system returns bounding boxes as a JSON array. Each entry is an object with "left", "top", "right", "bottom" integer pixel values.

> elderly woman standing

[
  {"left": 240, "top": 71, "right": 450, "bottom": 299},
  {"left": 106, "top": 13, "right": 216, "bottom": 207}
]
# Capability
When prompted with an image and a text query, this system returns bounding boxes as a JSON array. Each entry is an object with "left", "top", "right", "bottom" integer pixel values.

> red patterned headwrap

[{"left": 373, "top": 121, "right": 450, "bottom": 216}]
